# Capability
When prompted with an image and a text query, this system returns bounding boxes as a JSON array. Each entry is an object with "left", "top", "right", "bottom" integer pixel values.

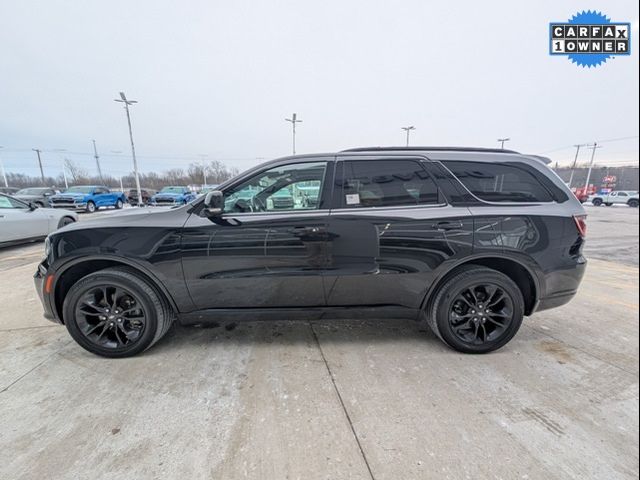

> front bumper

[
  {"left": 33, "top": 262, "right": 60, "bottom": 323},
  {"left": 51, "top": 203, "right": 87, "bottom": 211}
]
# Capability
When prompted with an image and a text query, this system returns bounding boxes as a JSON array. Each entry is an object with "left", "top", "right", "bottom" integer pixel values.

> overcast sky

[{"left": 1, "top": 0, "right": 638, "bottom": 179}]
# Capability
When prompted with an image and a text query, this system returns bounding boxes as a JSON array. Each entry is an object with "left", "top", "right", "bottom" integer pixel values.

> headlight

[{"left": 44, "top": 236, "right": 51, "bottom": 259}]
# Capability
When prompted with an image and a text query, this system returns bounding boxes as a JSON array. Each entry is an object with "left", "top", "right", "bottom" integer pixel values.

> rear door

[{"left": 323, "top": 156, "right": 473, "bottom": 309}]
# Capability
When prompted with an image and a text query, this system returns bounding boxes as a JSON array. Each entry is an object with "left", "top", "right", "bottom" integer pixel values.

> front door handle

[
  {"left": 293, "top": 226, "right": 327, "bottom": 235},
  {"left": 433, "top": 221, "right": 463, "bottom": 231}
]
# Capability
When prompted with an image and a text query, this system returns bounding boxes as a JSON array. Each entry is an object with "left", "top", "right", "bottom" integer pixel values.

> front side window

[
  {"left": 0, "top": 195, "right": 28, "bottom": 209},
  {"left": 66, "top": 186, "right": 94, "bottom": 194},
  {"left": 339, "top": 159, "right": 440, "bottom": 208},
  {"left": 224, "top": 162, "right": 327, "bottom": 213},
  {"left": 443, "top": 161, "right": 554, "bottom": 203}
]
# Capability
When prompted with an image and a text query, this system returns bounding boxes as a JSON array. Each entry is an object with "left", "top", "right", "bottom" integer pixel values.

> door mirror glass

[{"left": 203, "top": 190, "right": 224, "bottom": 217}]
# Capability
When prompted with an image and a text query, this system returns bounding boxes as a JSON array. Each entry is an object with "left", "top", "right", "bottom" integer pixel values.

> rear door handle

[
  {"left": 433, "top": 221, "right": 463, "bottom": 231},
  {"left": 293, "top": 226, "right": 327, "bottom": 235}
]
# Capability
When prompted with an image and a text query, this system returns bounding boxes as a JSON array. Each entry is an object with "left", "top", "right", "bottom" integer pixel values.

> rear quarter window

[{"left": 442, "top": 161, "right": 561, "bottom": 203}]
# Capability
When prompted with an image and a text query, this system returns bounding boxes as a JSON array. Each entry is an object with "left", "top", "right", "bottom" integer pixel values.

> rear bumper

[
  {"left": 33, "top": 262, "right": 60, "bottom": 323},
  {"left": 535, "top": 256, "right": 587, "bottom": 313}
]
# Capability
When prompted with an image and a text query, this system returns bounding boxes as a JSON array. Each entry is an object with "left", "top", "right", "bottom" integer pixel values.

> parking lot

[{"left": 0, "top": 206, "right": 638, "bottom": 479}]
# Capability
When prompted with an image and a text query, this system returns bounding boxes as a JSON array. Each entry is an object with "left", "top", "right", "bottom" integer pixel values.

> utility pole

[
  {"left": 497, "top": 137, "right": 510, "bottom": 150},
  {"left": 0, "top": 146, "right": 8, "bottom": 188},
  {"left": 114, "top": 92, "right": 142, "bottom": 207},
  {"left": 32, "top": 148, "right": 45, "bottom": 184},
  {"left": 568, "top": 143, "right": 589, "bottom": 188},
  {"left": 285, "top": 113, "right": 302, "bottom": 155},
  {"left": 401, "top": 126, "right": 416, "bottom": 146},
  {"left": 92, "top": 139, "right": 104, "bottom": 182},
  {"left": 584, "top": 143, "right": 602, "bottom": 194}
]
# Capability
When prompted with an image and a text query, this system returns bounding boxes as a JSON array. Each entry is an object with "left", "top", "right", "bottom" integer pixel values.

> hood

[
  {"left": 154, "top": 192, "right": 186, "bottom": 198},
  {"left": 54, "top": 205, "right": 189, "bottom": 232},
  {"left": 15, "top": 194, "right": 42, "bottom": 200},
  {"left": 54, "top": 192, "right": 89, "bottom": 198}
]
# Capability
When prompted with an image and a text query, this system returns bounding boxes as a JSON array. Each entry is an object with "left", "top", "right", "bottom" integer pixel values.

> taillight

[{"left": 573, "top": 215, "right": 587, "bottom": 238}]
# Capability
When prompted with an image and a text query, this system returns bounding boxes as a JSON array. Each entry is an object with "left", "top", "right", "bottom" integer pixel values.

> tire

[
  {"left": 115, "top": 199, "right": 124, "bottom": 209},
  {"left": 605, "top": 203, "right": 613, "bottom": 207},
  {"left": 63, "top": 267, "right": 175, "bottom": 358},
  {"left": 86, "top": 201, "right": 97, "bottom": 213},
  {"left": 35, "top": 201, "right": 44, "bottom": 208},
  {"left": 592, "top": 198, "right": 603, "bottom": 206},
  {"left": 57, "top": 216, "right": 76, "bottom": 229},
  {"left": 629, "top": 199, "right": 639, "bottom": 208},
  {"left": 426, "top": 266, "right": 525, "bottom": 354}
]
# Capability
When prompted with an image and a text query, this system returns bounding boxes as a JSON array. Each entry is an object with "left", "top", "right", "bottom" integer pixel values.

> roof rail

[{"left": 340, "top": 146, "right": 520, "bottom": 154}]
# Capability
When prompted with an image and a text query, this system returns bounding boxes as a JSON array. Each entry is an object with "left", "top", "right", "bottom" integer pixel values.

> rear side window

[
  {"left": 443, "top": 161, "right": 554, "bottom": 203},
  {"left": 340, "top": 159, "right": 440, "bottom": 208}
]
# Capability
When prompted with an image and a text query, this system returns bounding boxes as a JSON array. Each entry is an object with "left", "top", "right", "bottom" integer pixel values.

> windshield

[
  {"left": 65, "top": 186, "right": 94, "bottom": 194},
  {"left": 160, "top": 186, "right": 187, "bottom": 193},
  {"left": 16, "top": 188, "right": 47, "bottom": 195}
]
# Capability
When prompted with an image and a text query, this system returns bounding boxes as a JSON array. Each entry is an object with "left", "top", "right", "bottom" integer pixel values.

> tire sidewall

[
  {"left": 86, "top": 201, "right": 96, "bottom": 213},
  {"left": 592, "top": 199, "right": 602, "bottom": 206},
  {"left": 116, "top": 199, "right": 123, "bottom": 209},
  {"left": 434, "top": 270, "right": 524, "bottom": 354},
  {"left": 63, "top": 273, "right": 159, "bottom": 358}
]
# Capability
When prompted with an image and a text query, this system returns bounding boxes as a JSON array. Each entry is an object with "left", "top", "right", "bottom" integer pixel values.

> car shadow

[{"left": 149, "top": 318, "right": 446, "bottom": 355}]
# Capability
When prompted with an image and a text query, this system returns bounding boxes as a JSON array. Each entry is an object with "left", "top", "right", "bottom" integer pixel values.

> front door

[
  {"left": 181, "top": 159, "right": 332, "bottom": 310},
  {"left": 323, "top": 156, "right": 474, "bottom": 309}
]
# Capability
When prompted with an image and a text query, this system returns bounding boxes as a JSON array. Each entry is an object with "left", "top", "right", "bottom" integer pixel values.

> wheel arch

[
  {"left": 52, "top": 256, "right": 178, "bottom": 323},
  {"left": 422, "top": 255, "right": 540, "bottom": 316}
]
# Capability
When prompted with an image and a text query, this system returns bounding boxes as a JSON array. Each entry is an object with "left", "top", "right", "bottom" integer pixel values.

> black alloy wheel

[
  {"left": 74, "top": 285, "right": 147, "bottom": 349},
  {"left": 428, "top": 266, "right": 524, "bottom": 353},
  {"left": 63, "top": 268, "right": 174, "bottom": 357},
  {"left": 448, "top": 283, "right": 514, "bottom": 345}
]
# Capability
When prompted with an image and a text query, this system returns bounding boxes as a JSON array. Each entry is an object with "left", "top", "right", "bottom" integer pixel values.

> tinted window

[
  {"left": 0, "top": 195, "right": 28, "bottom": 209},
  {"left": 340, "top": 160, "right": 440, "bottom": 208},
  {"left": 443, "top": 161, "right": 554, "bottom": 203},
  {"left": 224, "top": 162, "right": 327, "bottom": 213}
]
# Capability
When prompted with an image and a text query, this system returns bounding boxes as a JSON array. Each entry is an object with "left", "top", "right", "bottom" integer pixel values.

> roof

[{"left": 341, "top": 146, "right": 520, "bottom": 154}]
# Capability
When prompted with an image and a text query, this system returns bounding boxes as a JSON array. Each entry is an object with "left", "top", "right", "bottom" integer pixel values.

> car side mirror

[{"left": 203, "top": 190, "right": 224, "bottom": 217}]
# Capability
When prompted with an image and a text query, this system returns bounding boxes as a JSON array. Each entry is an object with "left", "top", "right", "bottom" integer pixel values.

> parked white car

[
  {"left": 588, "top": 190, "right": 639, "bottom": 208},
  {"left": 0, "top": 194, "right": 78, "bottom": 247}
]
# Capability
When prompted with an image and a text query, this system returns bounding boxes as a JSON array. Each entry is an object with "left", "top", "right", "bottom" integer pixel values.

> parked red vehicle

[
  {"left": 572, "top": 186, "right": 597, "bottom": 203},
  {"left": 125, "top": 188, "right": 156, "bottom": 206}
]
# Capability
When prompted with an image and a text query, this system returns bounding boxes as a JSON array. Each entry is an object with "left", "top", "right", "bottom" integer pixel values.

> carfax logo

[{"left": 550, "top": 10, "right": 631, "bottom": 67}]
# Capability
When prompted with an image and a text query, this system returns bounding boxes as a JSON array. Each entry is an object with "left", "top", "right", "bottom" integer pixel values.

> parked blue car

[
  {"left": 49, "top": 186, "right": 127, "bottom": 213},
  {"left": 150, "top": 186, "right": 197, "bottom": 206}
]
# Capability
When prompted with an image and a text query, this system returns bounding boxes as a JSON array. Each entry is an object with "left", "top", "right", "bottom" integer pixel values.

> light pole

[
  {"left": 401, "top": 126, "right": 416, "bottom": 146},
  {"left": 114, "top": 92, "right": 143, "bottom": 207},
  {"left": 0, "top": 146, "right": 8, "bottom": 188},
  {"left": 568, "top": 143, "right": 589, "bottom": 188},
  {"left": 199, "top": 154, "right": 208, "bottom": 188},
  {"left": 32, "top": 148, "right": 45, "bottom": 184},
  {"left": 285, "top": 113, "right": 302, "bottom": 155},
  {"left": 584, "top": 143, "right": 602, "bottom": 194},
  {"left": 53, "top": 149, "right": 68, "bottom": 189},
  {"left": 497, "top": 138, "right": 510, "bottom": 150},
  {"left": 92, "top": 140, "right": 104, "bottom": 182}
]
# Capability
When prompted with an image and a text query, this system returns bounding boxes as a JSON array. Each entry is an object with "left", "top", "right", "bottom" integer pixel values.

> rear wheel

[
  {"left": 605, "top": 202, "right": 613, "bottom": 207},
  {"left": 57, "top": 216, "right": 76, "bottom": 228},
  {"left": 629, "top": 199, "right": 639, "bottom": 208},
  {"left": 115, "top": 199, "right": 124, "bottom": 209},
  {"left": 592, "top": 198, "right": 603, "bottom": 206},
  {"left": 86, "top": 201, "right": 96, "bottom": 213},
  {"left": 63, "top": 268, "right": 174, "bottom": 358},
  {"left": 427, "top": 266, "right": 524, "bottom": 354}
]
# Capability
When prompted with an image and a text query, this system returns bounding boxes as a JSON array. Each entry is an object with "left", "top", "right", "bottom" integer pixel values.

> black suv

[{"left": 35, "top": 147, "right": 587, "bottom": 357}]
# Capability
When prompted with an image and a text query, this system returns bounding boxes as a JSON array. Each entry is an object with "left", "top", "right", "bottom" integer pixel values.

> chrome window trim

[{"left": 437, "top": 160, "right": 558, "bottom": 207}]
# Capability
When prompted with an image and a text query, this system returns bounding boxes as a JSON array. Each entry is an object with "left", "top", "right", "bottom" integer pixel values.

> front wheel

[
  {"left": 592, "top": 198, "right": 603, "bottom": 206},
  {"left": 63, "top": 268, "right": 174, "bottom": 358},
  {"left": 427, "top": 266, "right": 524, "bottom": 354},
  {"left": 605, "top": 202, "right": 613, "bottom": 207},
  {"left": 57, "top": 216, "right": 76, "bottom": 228},
  {"left": 86, "top": 201, "right": 96, "bottom": 213}
]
